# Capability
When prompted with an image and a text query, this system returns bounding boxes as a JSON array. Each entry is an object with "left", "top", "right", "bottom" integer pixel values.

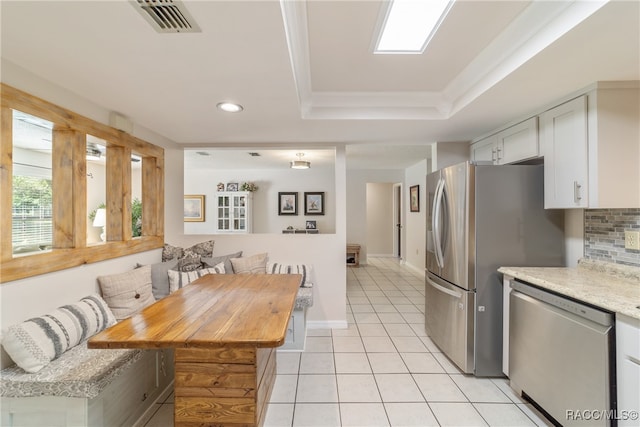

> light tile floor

[{"left": 144, "top": 257, "right": 553, "bottom": 426}]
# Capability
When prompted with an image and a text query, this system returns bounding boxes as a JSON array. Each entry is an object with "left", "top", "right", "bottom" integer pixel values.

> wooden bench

[
  {"left": 347, "top": 244, "right": 361, "bottom": 267},
  {"left": 280, "top": 286, "right": 313, "bottom": 351},
  {"left": 0, "top": 344, "right": 174, "bottom": 427}
]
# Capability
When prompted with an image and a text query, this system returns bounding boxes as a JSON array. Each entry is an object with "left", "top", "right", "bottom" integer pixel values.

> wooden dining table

[{"left": 89, "top": 273, "right": 302, "bottom": 427}]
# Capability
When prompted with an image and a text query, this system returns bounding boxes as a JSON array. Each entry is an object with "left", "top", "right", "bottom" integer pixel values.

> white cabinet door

[
  {"left": 540, "top": 95, "right": 588, "bottom": 208},
  {"left": 497, "top": 117, "right": 538, "bottom": 164},
  {"left": 471, "top": 135, "right": 498, "bottom": 164},
  {"left": 471, "top": 118, "right": 539, "bottom": 165},
  {"left": 617, "top": 314, "right": 640, "bottom": 426},
  {"left": 215, "top": 192, "right": 252, "bottom": 233}
]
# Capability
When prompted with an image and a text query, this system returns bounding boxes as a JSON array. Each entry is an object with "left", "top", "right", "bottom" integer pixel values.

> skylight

[{"left": 374, "top": 0, "right": 453, "bottom": 54}]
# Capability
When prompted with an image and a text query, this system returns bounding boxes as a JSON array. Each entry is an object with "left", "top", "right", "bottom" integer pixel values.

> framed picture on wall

[
  {"left": 226, "top": 182, "right": 239, "bottom": 192},
  {"left": 184, "top": 195, "right": 205, "bottom": 222},
  {"left": 304, "top": 192, "right": 324, "bottom": 215},
  {"left": 278, "top": 192, "right": 298, "bottom": 215},
  {"left": 410, "top": 185, "right": 420, "bottom": 212},
  {"left": 305, "top": 220, "right": 317, "bottom": 230}
]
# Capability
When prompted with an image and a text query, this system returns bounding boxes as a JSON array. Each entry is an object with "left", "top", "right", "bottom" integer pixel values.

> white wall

[
  {"left": 564, "top": 209, "right": 585, "bottom": 267},
  {"left": 365, "top": 183, "right": 394, "bottom": 256},
  {"left": 346, "top": 169, "right": 405, "bottom": 263},
  {"left": 184, "top": 165, "right": 336, "bottom": 234},
  {"left": 404, "top": 160, "right": 428, "bottom": 274}
]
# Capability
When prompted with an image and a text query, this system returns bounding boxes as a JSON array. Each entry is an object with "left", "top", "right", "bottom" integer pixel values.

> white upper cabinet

[
  {"left": 540, "top": 96, "right": 588, "bottom": 208},
  {"left": 471, "top": 134, "right": 499, "bottom": 163},
  {"left": 541, "top": 84, "right": 640, "bottom": 209},
  {"left": 215, "top": 192, "right": 252, "bottom": 233},
  {"left": 497, "top": 117, "right": 539, "bottom": 164},
  {"left": 471, "top": 117, "right": 539, "bottom": 165}
]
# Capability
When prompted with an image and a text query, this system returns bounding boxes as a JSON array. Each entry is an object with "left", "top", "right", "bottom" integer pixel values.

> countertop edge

[{"left": 498, "top": 266, "right": 640, "bottom": 321}]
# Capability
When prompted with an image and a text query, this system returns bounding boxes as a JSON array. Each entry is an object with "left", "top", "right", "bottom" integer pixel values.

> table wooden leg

[{"left": 174, "top": 347, "right": 276, "bottom": 426}]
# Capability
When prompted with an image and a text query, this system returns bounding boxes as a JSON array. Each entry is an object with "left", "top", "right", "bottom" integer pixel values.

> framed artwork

[
  {"left": 410, "top": 185, "right": 420, "bottom": 212},
  {"left": 305, "top": 220, "right": 317, "bottom": 230},
  {"left": 304, "top": 192, "right": 324, "bottom": 215},
  {"left": 184, "top": 195, "right": 205, "bottom": 222},
  {"left": 226, "top": 182, "right": 239, "bottom": 192},
  {"left": 278, "top": 192, "right": 298, "bottom": 215}
]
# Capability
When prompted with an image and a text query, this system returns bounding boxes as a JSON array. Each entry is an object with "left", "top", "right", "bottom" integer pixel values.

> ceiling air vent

[{"left": 133, "top": 0, "right": 201, "bottom": 33}]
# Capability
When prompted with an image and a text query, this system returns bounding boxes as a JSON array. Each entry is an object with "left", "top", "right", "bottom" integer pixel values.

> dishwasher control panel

[{"left": 512, "top": 280, "right": 613, "bottom": 327}]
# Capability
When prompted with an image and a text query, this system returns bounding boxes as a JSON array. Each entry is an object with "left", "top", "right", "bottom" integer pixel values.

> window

[
  {"left": 12, "top": 110, "right": 54, "bottom": 254},
  {"left": 0, "top": 84, "right": 165, "bottom": 283}
]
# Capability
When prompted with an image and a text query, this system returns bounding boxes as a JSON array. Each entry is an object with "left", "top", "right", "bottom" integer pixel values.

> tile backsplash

[{"left": 584, "top": 209, "right": 640, "bottom": 267}]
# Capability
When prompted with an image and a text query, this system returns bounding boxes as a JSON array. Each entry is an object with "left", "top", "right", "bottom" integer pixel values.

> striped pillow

[
  {"left": 1, "top": 295, "right": 116, "bottom": 373},
  {"left": 167, "top": 263, "right": 225, "bottom": 293},
  {"left": 266, "top": 263, "right": 313, "bottom": 287}
]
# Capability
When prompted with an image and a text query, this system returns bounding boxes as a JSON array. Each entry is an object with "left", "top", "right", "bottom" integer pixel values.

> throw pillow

[
  {"left": 162, "top": 240, "right": 216, "bottom": 271},
  {"left": 136, "top": 259, "right": 179, "bottom": 300},
  {"left": 1, "top": 295, "right": 116, "bottom": 373},
  {"left": 230, "top": 252, "right": 268, "bottom": 274},
  {"left": 266, "top": 263, "right": 314, "bottom": 287},
  {"left": 167, "top": 263, "right": 225, "bottom": 293},
  {"left": 97, "top": 265, "right": 156, "bottom": 321},
  {"left": 201, "top": 251, "right": 243, "bottom": 274}
]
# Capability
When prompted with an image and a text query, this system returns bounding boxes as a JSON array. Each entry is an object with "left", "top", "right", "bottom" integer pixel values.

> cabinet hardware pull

[
  {"left": 574, "top": 181, "right": 582, "bottom": 203},
  {"left": 491, "top": 148, "right": 496, "bottom": 162},
  {"left": 496, "top": 147, "right": 502, "bottom": 161}
]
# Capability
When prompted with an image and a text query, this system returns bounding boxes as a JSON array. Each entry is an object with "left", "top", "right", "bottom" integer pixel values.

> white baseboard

[
  {"left": 404, "top": 262, "right": 425, "bottom": 277},
  {"left": 307, "top": 320, "right": 348, "bottom": 330},
  {"left": 367, "top": 253, "right": 396, "bottom": 258}
]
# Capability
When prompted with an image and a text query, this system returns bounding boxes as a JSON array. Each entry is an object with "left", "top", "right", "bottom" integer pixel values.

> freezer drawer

[{"left": 425, "top": 272, "right": 474, "bottom": 374}]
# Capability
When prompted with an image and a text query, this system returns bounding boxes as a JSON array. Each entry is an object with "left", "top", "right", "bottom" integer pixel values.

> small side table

[{"left": 346, "top": 244, "right": 361, "bottom": 267}]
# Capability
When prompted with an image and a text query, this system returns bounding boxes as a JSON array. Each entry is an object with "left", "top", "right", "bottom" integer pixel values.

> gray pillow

[
  {"left": 202, "top": 251, "right": 243, "bottom": 274},
  {"left": 137, "top": 259, "right": 179, "bottom": 300}
]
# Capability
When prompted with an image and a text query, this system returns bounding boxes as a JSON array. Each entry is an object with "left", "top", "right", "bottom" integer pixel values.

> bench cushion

[
  {"left": 295, "top": 287, "right": 313, "bottom": 309},
  {"left": 0, "top": 343, "right": 142, "bottom": 399},
  {"left": 1, "top": 295, "right": 116, "bottom": 373}
]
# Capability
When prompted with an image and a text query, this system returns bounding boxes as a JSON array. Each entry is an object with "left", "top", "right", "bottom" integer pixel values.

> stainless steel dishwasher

[{"left": 509, "top": 280, "right": 616, "bottom": 426}]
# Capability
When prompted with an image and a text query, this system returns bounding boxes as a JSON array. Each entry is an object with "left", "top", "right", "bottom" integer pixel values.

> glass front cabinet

[{"left": 215, "top": 192, "right": 252, "bottom": 233}]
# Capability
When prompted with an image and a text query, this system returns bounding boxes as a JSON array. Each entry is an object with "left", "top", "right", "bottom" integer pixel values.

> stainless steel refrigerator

[{"left": 425, "top": 161, "right": 564, "bottom": 377}]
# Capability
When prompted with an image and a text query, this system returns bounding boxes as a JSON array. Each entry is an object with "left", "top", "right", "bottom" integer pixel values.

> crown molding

[{"left": 280, "top": 0, "right": 608, "bottom": 121}]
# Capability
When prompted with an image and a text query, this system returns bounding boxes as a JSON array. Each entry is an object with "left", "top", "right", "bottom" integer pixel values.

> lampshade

[
  {"left": 92, "top": 208, "right": 106, "bottom": 227},
  {"left": 290, "top": 153, "right": 310, "bottom": 169}
]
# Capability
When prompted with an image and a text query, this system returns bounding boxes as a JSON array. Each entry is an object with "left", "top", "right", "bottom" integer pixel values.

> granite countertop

[{"left": 498, "top": 259, "right": 640, "bottom": 320}]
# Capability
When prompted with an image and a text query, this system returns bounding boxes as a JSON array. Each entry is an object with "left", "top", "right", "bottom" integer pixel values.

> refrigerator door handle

[
  {"left": 427, "top": 276, "right": 462, "bottom": 299},
  {"left": 432, "top": 178, "right": 445, "bottom": 268}
]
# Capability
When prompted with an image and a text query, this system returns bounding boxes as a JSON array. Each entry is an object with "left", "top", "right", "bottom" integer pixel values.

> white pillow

[
  {"left": 266, "top": 263, "right": 314, "bottom": 287},
  {"left": 230, "top": 253, "right": 268, "bottom": 274},
  {"left": 97, "top": 265, "right": 156, "bottom": 321},
  {"left": 1, "top": 295, "right": 116, "bottom": 373},
  {"left": 168, "top": 263, "right": 225, "bottom": 293}
]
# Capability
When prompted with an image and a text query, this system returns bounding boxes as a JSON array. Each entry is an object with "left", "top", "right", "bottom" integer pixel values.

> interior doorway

[{"left": 393, "top": 183, "right": 403, "bottom": 260}]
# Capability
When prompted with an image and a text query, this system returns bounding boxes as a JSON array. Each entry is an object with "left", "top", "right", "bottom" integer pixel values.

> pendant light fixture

[{"left": 290, "top": 153, "right": 310, "bottom": 169}]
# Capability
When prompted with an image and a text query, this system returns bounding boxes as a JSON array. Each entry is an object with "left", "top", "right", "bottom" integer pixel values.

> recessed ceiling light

[
  {"left": 374, "top": 0, "right": 453, "bottom": 54},
  {"left": 217, "top": 102, "right": 244, "bottom": 113}
]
